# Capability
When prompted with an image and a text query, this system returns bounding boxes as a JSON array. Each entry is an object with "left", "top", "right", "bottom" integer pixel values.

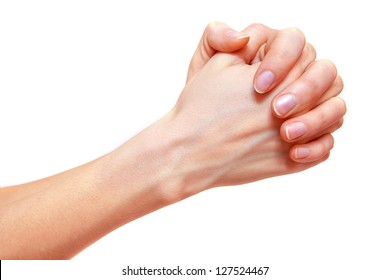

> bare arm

[
  {"left": 0, "top": 115, "right": 197, "bottom": 259},
  {"left": 0, "top": 23, "right": 345, "bottom": 259}
]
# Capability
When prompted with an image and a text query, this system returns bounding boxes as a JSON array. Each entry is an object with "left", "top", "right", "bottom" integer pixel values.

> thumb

[
  {"left": 187, "top": 22, "right": 250, "bottom": 82},
  {"left": 205, "top": 22, "right": 250, "bottom": 53}
]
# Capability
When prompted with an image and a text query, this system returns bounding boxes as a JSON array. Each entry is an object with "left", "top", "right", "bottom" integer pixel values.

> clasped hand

[{"left": 167, "top": 22, "right": 346, "bottom": 190}]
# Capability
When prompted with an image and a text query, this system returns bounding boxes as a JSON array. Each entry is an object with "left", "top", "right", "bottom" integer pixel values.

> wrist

[{"left": 97, "top": 110, "right": 209, "bottom": 218}]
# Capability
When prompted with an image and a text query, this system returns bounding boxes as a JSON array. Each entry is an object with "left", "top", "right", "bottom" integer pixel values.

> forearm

[
  {"left": 0, "top": 160, "right": 107, "bottom": 259},
  {"left": 0, "top": 112, "right": 197, "bottom": 259}
]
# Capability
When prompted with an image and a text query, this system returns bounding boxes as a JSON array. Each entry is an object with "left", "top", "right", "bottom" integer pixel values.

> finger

[
  {"left": 187, "top": 22, "right": 250, "bottom": 82},
  {"left": 316, "top": 75, "right": 344, "bottom": 105},
  {"left": 199, "top": 22, "right": 250, "bottom": 54},
  {"left": 290, "top": 134, "right": 334, "bottom": 163},
  {"left": 263, "top": 42, "right": 316, "bottom": 95},
  {"left": 232, "top": 23, "right": 276, "bottom": 64},
  {"left": 280, "top": 97, "right": 347, "bottom": 142},
  {"left": 272, "top": 60, "right": 339, "bottom": 118},
  {"left": 253, "top": 28, "right": 306, "bottom": 94},
  {"left": 304, "top": 117, "right": 344, "bottom": 144}
]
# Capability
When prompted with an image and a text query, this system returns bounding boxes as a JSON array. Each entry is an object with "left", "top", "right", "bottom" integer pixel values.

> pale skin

[{"left": 0, "top": 23, "right": 346, "bottom": 259}]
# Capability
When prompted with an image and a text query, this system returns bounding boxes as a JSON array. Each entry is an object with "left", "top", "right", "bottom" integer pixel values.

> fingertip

[
  {"left": 225, "top": 30, "right": 250, "bottom": 51},
  {"left": 255, "top": 27, "right": 307, "bottom": 93},
  {"left": 207, "top": 22, "right": 250, "bottom": 53},
  {"left": 254, "top": 70, "right": 275, "bottom": 94},
  {"left": 272, "top": 93, "right": 297, "bottom": 117},
  {"left": 289, "top": 145, "right": 313, "bottom": 163},
  {"left": 206, "top": 21, "right": 223, "bottom": 29},
  {"left": 290, "top": 134, "right": 335, "bottom": 163},
  {"left": 293, "top": 146, "right": 311, "bottom": 160},
  {"left": 225, "top": 30, "right": 250, "bottom": 40},
  {"left": 283, "top": 27, "right": 306, "bottom": 44}
]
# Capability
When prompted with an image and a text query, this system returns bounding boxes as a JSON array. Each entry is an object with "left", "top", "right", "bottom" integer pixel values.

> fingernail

[
  {"left": 286, "top": 122, "right": 307, "bottom": 140},
  {"left": 226, "top": 30, "right": 250, "bottom": 40},
  {"left": 295, "top": 147, "right": 310, "bottom": 159},
  {"left": 274, "top": 93, "right": 297, "bottom": 117},
  {"left": 255, "top": 70, "right": 275, "bottom": 94}
]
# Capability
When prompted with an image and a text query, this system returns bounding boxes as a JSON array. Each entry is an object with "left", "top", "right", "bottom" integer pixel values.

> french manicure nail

[
  {"left": 255, "top": 70, "right": 275, "bottom": 94},
  {"left": 226, "top": 30, "right": 250, "bottom": 40},
  {"left": 286, "top": 122, "right": 307, "bottom": 140},
  {"left": 274, "top": 93, "right": 297, "bottom": 117},
  {"left": 295, "top": 147, "right": 310, "bottom": 159}
]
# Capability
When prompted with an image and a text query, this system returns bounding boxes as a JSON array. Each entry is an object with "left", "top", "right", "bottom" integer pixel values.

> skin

[
  {"left": 187, "top": 22, "right": 345, "bottom": 162},
  {"left": 0, "top": 22, "right": 346, "bottom": 259}
]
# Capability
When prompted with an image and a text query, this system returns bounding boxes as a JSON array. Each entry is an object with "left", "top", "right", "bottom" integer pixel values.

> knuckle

[
  {"left": 246, "top": 23, "right": 267, "bottom": 32},
  {"left": 320, "top": 141, "right": 328, "bottom": 156},
  {"left": 272, "top": 48, "right": 291, "bottom": 60},
  {"left": 334, "top": 75, "right": 344, "bottom": 93},
  {"left": 323, "top": 152, "right": 331, "bottom": 161},
  {"left": 283, "top": 27, "right": 306, "bottom": 42},
  {"left": 318, "top": 59, "right": 338, "bottom": 77},
  {"left": 336, "top": 96, "right": 347, "bottom": 116},
  {"left": 320, "top": 134, "right": 334, "bottom": 155},
  {"left": 335, "top": 118, "right": 345, "bottom": 129},
  {"left": 272, "top": 28, "right": 306, "bottom": 60},
  {"left": 328, "top": 134, "right": 335, "bottom": 150},
  {"left": 304, "top": 43, "right": 317, "bottom": 61},
  {"left": 206, "top": 21, "right": 216, "bottom": 30},
  {"left": 325, "top": 97, "right": 347, "bottom": 121},
  {"left": 206, "top": 21, "right": 221, "bottom": 33},
  {"left": 302, "top": 70, "right": 319, "bottom": 90},
  {"left": 317, "top": 109, "right": 327, "bottom": 126}
]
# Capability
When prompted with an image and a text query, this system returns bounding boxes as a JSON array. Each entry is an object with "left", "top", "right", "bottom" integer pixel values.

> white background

[{"left": 1, "top": 0, "right": 389, "bottom": 279}]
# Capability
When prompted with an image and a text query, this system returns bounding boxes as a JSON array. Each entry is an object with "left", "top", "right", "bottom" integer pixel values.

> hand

[
  {"left": 187, "top": 22, "right": 345, "bottom": 164},
  {"left": 274, "top": 59, "right": 345, "bottom": 163},
  {"left": 239, "top": 24, "right": 345, "bottom": 163},
  {"left": 0, "top": 22, "right": 346, "bottom": 259},
  {"left": 187, "top": 22, "right": 305, "bottom": 94},
  {"left": 168, "top": 34, "right": 346, "bottom": 191},
  {"left": 186, "top": 22, "right": 250, "bottom": 82}
]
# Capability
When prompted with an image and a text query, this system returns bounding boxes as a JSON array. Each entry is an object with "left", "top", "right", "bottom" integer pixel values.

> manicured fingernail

[
  {"left": 255, "top": 70, "right": 275, "bottom": 94},
  {"left": 286, "top": 122, "right": 307, "bottom": 140},
  {"left": 226, "top": 30, "right": 250, "bottom": 40},
  {"left": 274, "top": 93, "right": 297, "bottom": 117},
  {"left": 295, "top": 147, "right": 310, "bottom": 159}
]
